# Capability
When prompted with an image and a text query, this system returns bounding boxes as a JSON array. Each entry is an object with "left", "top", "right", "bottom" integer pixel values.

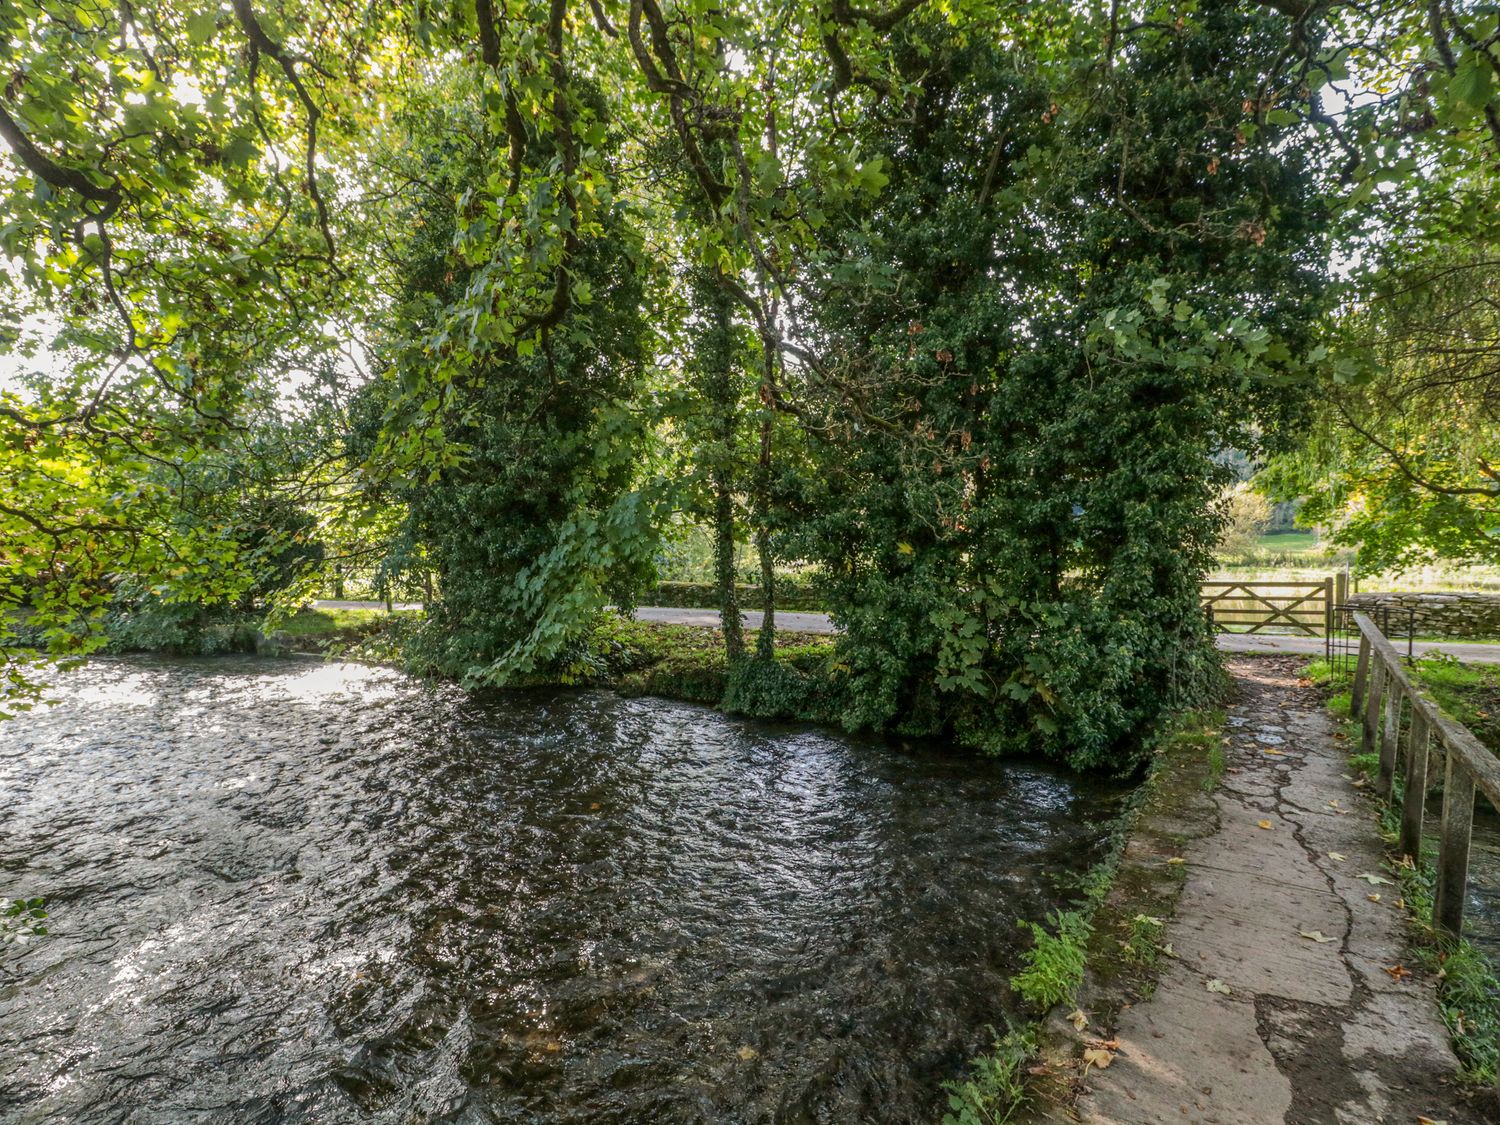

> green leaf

[
  {"left": 222, "top": 134, "right": 259, "bottom": 169},
  {"left": 1451, "top": 58, "right": 1495, "bottom": 109},
  {"left": 186, "top": 11, "right": 217, "bottom": 44}
]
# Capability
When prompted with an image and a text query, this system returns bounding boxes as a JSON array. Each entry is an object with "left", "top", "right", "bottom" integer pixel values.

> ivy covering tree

[{"left": 781, "top": 5, "right": 1328, "bottom": 766}]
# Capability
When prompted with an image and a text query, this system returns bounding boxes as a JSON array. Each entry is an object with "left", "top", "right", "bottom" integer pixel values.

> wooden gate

[{"left": 1201, "top": 578, "right": 1335, "bottom": 636}]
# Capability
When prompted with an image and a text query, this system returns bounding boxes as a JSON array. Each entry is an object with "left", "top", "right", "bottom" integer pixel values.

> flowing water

[{"left": 0, "top": 657, "right": 1126, "bottom": 1124}]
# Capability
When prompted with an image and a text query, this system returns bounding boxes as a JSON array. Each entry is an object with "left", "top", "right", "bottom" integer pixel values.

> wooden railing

[
  {"left": 1203, "top": 577, "right": 1337, "bottom": 635},
  {"left": 1351, "top": 611, "right": 1500, "bottom": 938}
]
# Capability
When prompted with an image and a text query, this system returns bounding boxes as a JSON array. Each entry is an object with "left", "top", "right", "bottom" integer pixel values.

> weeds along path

[{"left": 1071, "top": 657, "right": 1474, "bottom": 1125}]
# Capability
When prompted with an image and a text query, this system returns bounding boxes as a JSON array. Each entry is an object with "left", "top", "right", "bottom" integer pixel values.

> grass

[
  {"left": 941, "top": 1027, "right": 1037, "bottom": 1125},
  {"left": 1254, "top": 531, "right": 1322, "bottom": 554},
  {"left": 962, "top": 706, "right": 1228, "bottom": 1119},
  {"left": 1120, "top": 912, "right": 1168, "bottom": 967},
  {"left": 1302, "top": 655, "right": 1500, "bottom": 1085},
  {"left": 1391, "top": 858, "right": 1500, "bottom": 1084},
  {"left": 1013, "top": 910, "right": 1093, "bottom": 1011}
]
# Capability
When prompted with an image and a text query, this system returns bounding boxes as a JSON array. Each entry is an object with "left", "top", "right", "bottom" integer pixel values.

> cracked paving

[{"left": 1074, "top": 657, "right": 1475, "bottom": 1125}]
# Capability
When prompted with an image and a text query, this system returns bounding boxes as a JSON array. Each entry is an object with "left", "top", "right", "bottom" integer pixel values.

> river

[{"left": 0, "top": 656, "right": 1126, "bottom": 1124}]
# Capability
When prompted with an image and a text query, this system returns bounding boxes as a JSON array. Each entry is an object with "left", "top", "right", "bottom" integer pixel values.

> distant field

[
  {"left": 1253, "top": 531, "right": 1320, "bottom": 554},
  {"left": 1213, "top": 531, "right": 1500, "bottom": 593}
]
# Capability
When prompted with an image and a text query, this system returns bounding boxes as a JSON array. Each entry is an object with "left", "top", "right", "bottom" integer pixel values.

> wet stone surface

[{"left": 0, "top": 656, "right": 1126, "bottom": 1124}]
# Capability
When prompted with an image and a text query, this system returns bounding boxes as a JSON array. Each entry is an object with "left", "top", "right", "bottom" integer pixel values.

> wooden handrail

[{"left": 1349, "top": 612, "right": 1500, "bottom": 938}]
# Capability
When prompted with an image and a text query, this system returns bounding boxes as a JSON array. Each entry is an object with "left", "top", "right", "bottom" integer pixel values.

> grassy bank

[
  {"left": 941, "top": 708, "right": 1226, "bottom": 1123},
  {"left": 1302, "top": 656, "right": 1500, "bottom": 1087}
]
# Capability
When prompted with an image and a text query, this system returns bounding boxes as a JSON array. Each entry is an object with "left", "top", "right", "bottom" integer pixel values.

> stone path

[
  {"left": 1074, "top": 658, "right": 1478, "bottom": 1125},
  {"left": 309, "top": 603, "right": 1500, "bottom": 663}
]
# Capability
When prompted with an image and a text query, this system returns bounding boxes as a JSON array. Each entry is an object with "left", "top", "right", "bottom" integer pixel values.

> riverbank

[{"left": 1034, "top": 656, "right": 1490, "bottom": 1123}]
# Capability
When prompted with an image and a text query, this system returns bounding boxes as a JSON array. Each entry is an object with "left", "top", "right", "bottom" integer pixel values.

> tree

[
  {"left": 2, "top": 0, "right": 1345, "bottom": 773},
  {"left": 787, "top": 2, "right": 1329, "bottom": 767},
  {"left": 1262, "top": 3, "right": 1500, "bottom": 574},
  {"left": 351, "top": 70, "right": 660, "bottom": 684}
]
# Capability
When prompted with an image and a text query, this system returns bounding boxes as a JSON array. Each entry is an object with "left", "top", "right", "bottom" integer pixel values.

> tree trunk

[
  {"left": 694, "top": 269, "right": 745, "bottom": 662},
  {"left": 754, "top": 341, "right": 776, "bottom": 660}
]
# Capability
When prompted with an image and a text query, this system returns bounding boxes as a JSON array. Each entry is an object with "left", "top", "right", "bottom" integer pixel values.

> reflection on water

[{"left": 0, "top": 657, "right": 1125, "bottom": 1124}]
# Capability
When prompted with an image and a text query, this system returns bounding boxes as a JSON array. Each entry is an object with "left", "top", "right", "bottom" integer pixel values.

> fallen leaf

[
  {"left": 1257, "top": 820, "right": 1274, "bottom": 831},
  {"left": 1328, "top": 852, "right": 1347, "bottom": 862},
  {"left": 1068, "top": 1008, "right": 1089, "bottom": 1032},
  {"left": 1356, "top": 873, "right": 1394, "bottom": 885},
  {"left": 1165, "top": 857, "right": 1186, "bottom": 866},
  {"left": 1263, "top": 748, "right": 1285, "bottom": 756},
  {"left": 1082, "top": 1047, "right": 1114, "bottom": 1070},
  {"left": 1416, "top": 1117, "right": 1448, "bottom": 1125},
  {"left": 1384, "top": 964, "right": 1412, "bottom": 982},
  {"left": 1205, "top": 979, "right": 1232, "bottom": 995},
  {"left": 737, "top": 1046, "right": 759, "bottom": 1061},
  {"left": 1161, "top": 942, "right": 1176, "bottom": 958},
  {"left": 1367, "top": 894, "right": 1382, "bottom": 903},
  {"left": 1300, "top": 930, "right": 1336, "bottom": 944},
  {"left": 1327, "top": 799, "right": 1342, "bottom": 809}
]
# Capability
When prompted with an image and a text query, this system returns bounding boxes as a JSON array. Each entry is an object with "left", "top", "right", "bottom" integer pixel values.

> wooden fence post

[
  {"left": 1335, "top": 570, "right": 1348, "bottom": 608},
  {"left": 1399, "top": 709, "right": 1430, "bottom": 862},
  {"left": 1435, "top": 756, "right": 1476, "bottom": 939},
  {"left": 1323, "top": 576, "right": 1334, "bottom": 638},
  {"left": 1377, "top": 688, "right": 1401, "bottom": 797},
  {"left": 1351, "top": 635, "right": 1370, "bottom": 718},
  {"left": 1363, "top": 660, "right": 1384, "bottom": 754}
]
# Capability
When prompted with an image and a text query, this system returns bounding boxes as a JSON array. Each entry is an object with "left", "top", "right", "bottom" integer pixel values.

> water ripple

[{"left": 0, "top": 656, "right": 1125, "bottom": 1124}]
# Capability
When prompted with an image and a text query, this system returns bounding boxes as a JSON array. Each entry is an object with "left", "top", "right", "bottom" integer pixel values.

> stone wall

[{"left": 1346, "top": 592, "right": 1500, "bottom": 639}]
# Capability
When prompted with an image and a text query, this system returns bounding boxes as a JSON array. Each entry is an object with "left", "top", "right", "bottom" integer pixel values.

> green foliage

[
  {"left": 101, "top": 592, "right": 256, "bottom": 656},
  {"left": 644, "top": 578, "right": 823, "bottom": 613},
  {"left": 790, "top": 3, "right": 1327, "bottom": 770},
  {"left": 602, "top": 616, "right": 842, "bottom": 718},
  {"left": 721, "top": 653, "right": 840, "bottom": 723},
  {"left": 941, "top": 1026, "right": 1037, "bottom": 1125},
  {"left": 1121, "top": 913, "right": 1168, "bottom": 967},
  {"left": 1, "top": 896, "right": 48, "bottom": 946},
  {"left": 1262, "top": 5, "right": 1500, "bottom": 577},
  {"left": 359, "top": 79, "right": 662, "bottom": 688},
  {"left": 1012, "top": 909, "right": 1092, "bottom": 1012},
  {"left": 0, "top": 0, "right": 1375, "bottom": 782}
]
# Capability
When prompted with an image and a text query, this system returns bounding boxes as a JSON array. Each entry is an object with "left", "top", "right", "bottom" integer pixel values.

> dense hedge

[{"left": 645, "top": 580, "right": 824, "bottom": 613}]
